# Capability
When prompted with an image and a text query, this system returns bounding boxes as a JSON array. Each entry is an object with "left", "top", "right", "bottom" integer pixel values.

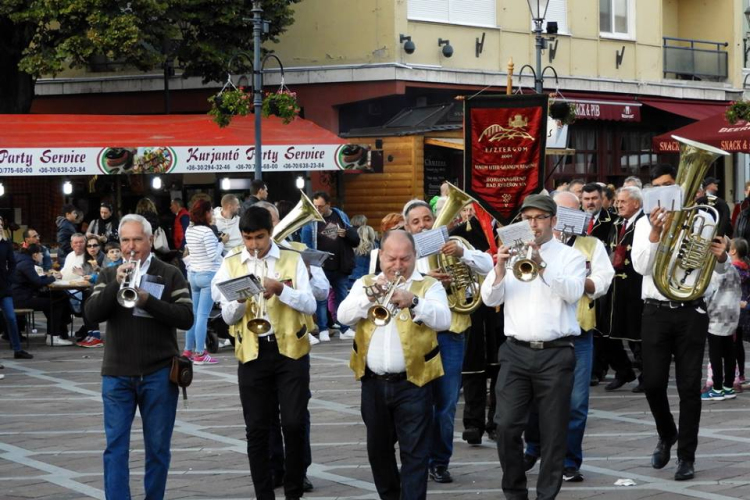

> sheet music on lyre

[
  {"left": 496, "top": 220, "right": 535, "bottom": 248},
  {"left": 554, "top": 207, "right": 590, "bottom": 236},
  {"left": 414, "top": 226, "right": 449, "bottom": 258},
  {"left": 643, "top": 185, "right": 683, "bottom": 214},
  {"left": 215, "top": 274, "right": 264, "bottom": 302}
]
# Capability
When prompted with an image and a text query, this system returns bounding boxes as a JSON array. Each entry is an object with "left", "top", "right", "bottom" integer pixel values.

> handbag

[
  {"left": 170, "top": 355, "right": 193, "bottom": 406},
  {"left": 153, "top": 227, "right": 170, "bottom": 253}
]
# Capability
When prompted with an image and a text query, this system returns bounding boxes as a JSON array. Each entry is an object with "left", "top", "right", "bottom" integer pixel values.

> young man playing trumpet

[
  {"left": 211, "top": 206, "right": 317, "bottom": 500},
  {"left": 338, "top": 230, "right": 451, "bottom": 500},
  {"left": 402, "top": 199, "right": 493, "bottom": 483}
]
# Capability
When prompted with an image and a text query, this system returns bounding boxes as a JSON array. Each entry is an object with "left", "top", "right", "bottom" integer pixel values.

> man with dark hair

[
  {"left": 169, "top": 198, "right": 190, "bottom": 250},
  {"left": 241, "top": 179, "right": 269, "bottom": 214},
  {"left": 212, "top": 206, "right": 316, "bottom": 500},
  {"left": 56, "top": 203, "right": 78, "bottom": 266},
  {"left": 301, "top": 191, "right": 360, "bottom": 341},
  {"left": 632, "top": 165, "right": 729, "bottom": 481},
  {"left": 567, "top": 179, "right": 585, "bottom": 201},
  {"left": 22, "top": 228, "right": 52, "bottom": 272},
  {"left": 698, "top": 176, "right": 732, "bottom": 238}
]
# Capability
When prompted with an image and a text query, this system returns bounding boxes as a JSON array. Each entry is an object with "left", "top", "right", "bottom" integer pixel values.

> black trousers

[
  {"left": 238, "top": 341, "right": 310, "bottom": 500},
  {"left": 269, "top": 392, "right": 312, "bottom": 480},
  {"left": 707, "top": 334, "right": 735, "bottom": 390},
  {"left": 494, "top": 341, "right": 575, "bottom": 500},
  {"left": 462, "top": 367, "right": 499, "bottom": 433},
  {"left": 15, "top": 293, "right": 71, "bottom": 337},
  {"left": 641, "top": 303, "right": 708, "bottom": 462},
  {"left": 599, "top": 337, "right": 636, "bottom": 380}
]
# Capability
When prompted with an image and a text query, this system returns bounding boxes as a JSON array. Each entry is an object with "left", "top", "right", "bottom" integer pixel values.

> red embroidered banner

[{"left": 463, "top": 95, "right": 548, "bottom": 225}]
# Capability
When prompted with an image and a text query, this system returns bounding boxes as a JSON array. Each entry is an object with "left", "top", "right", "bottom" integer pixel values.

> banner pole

[{"left": 507, "top": 58, "right": 514, "bottom": 95}]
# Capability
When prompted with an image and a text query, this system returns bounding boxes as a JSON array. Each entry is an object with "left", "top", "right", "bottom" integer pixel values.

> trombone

[
  {"left": 365, "top": 271, "right": 406, "bottom": 326},
  {"left": 247, "top": 249, "right": 272, "bottom": 335},
  {"left": 117, "top": 251, "right": 141, "bottom": 308}
]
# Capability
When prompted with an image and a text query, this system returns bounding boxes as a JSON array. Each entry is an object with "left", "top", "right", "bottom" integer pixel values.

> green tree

[{"left": 0, "top": 0, "right": 301, "bottom": 113}]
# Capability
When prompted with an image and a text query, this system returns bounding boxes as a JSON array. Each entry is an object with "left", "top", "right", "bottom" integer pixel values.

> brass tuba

[
  {"left": 427, "top": 182, "right": 483, "bottom": 314},
  {"left": 653, "top": 136, "right": 729, "bottom": 301},
  {"left": 272, "top": 190, "right": 324, "bottom": 243}
]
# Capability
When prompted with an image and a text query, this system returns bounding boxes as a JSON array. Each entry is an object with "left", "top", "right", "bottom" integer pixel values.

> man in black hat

[
  {"left": 481, "top": 193, "right": 587, "bottom": 500},
  {"left": 699, "top": 177, "right": 732, "bottom": 237}
]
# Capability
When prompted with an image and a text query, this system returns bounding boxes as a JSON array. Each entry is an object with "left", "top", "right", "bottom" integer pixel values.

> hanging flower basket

[
  {"left": 725, "top": 100, "right": 750, "bottom": 125},
  {"left": 208, "top": 87, "right": 252, "bottom": 128},
  {"left": 262, "top": 89, "right": 300, "bottom": 124},
  {"left": 549, "top": 100, "right": 576, "bottom": 125}
]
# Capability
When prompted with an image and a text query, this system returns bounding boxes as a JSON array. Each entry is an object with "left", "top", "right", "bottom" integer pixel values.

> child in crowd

[
  {"left": 104, "top": 242, "right": 123, "bottom": 267},
  {"left": 731, "top": 237, "right": 750, "bottom": 389}
]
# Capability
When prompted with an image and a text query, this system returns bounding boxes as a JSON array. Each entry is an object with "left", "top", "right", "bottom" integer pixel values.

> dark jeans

[
  {"left": 494, "top": 341, "right": 575, "bottom": 500},
  {"left": 361, "top": 374, "right": 433, "bottom": 500},
  {"left": 707, "top": 334, "right": 735, "bottom": 390},
  {"left": 429, "top": 331, "right": 466, "bottom": 468},
  {"left": 238, "top": 341, "right": 310, "bottom": 500},
  {"left": 0, "top": 296, "right": 22, "bottom": 352},
  {"left": 316, "top": 270, "right": 350, "bottom": 332},
  {"left": 641, "top": 303, "right": 708, "bottom": 462}
]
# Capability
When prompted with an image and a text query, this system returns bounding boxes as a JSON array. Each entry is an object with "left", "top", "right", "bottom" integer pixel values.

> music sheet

[
  {"left": 414, "top": 226, "right": 449, "bottom": 258},
  {"left": 643, "top": 185, "right": 683, "bottom": 213},
  {"left": 215, "top": 274, "right": 264, "bottom": 302},
  {"left": 496, "top": 220, "right": 535, "bottom": 247},
  {"left": 554, "top": 207, "right": 591, "bottom": 236}
]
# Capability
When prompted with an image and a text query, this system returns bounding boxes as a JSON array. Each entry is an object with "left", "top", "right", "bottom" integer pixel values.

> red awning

[
  {"left": 640, "top": 98, "right": 728, "bottom": 121},
  {"left": 0, "top": 114, "right": 351, "bottom": 175},
  {"left": 652, "top": 112, "right": 750, "bottom": 153},
  {"left": 569, "top": 99, "right": 641, "bottom": 122}
]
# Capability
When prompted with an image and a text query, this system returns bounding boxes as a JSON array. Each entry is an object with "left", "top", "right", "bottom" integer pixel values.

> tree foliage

[{"left": 0, "top": 0, "right": 301, "bottom": 112}]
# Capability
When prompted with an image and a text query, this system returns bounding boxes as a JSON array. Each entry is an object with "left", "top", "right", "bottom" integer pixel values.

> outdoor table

[{"left": 47, "top": 280, "right": 92, "bottom": 346}]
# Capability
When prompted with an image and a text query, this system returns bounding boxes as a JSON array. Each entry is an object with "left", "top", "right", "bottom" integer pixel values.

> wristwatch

[
  {"left": 409, "top": 296, "right": 420, "bottom": 309},
  {"left": 538, "top": 260, "right": 547, "bottom": 270}
]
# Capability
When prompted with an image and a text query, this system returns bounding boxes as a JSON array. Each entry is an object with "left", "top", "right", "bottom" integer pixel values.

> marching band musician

[
  {"left": 523, "top": 191, "right": 615, "bottom": 483},
  {"left": 402, "top": 199, "right": 494, "bottom": 483},
  {"left": 632, "top": 164, "right": 729, "bottom": 482},
  {"left": 211, "top": 206, "right": 316, "bottom": 500},
  {"left": 481, "top": 194, "right": 586, "bottom": 500},
  {"left": 338, "top": 230, "right": 451, "bottom": 500}
]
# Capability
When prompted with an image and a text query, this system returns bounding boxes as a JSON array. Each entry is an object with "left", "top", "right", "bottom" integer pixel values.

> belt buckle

[
  {"left": 668, "top": 301, "right": 680, "bottom": 309},
  {"left": 529, "top": 341, "right": 544, "bottom": 350}
]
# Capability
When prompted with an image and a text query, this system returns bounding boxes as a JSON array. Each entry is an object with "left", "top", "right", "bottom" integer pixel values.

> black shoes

[
  {"left": 273, "top": 474, "right": 312, "bottom": 491},
  {"left": 14, "top": 350, "right": 33, "bottom": 359},
  {"left": 674, "top": 460, "right": 695, "bottom": 481},
  {"left": 589, "top": 376, "right": 600, "bottom": 387},
  {"left": 302, "top": 476, "right": 314, "bottom": 492},
  {"left": 631, "top": 382, "right": 645, "bottom": 393},
  {"left": 605, "top": 372, "right": 636, "bottom": 392},
  {"left": 651, "top": 435, "right": 678, "bottom": 469},
  {"left": 562, "top": 467, "right": 583, "bottom": 482},
  {"left": 524, "top": 453, "right": 538, "bottom": 472},
  {"left": 429, "top": 465, "right": 453, "bottom": 483},
  {"left": 462, "top": 427, "right": 482, "bottom": 445}
]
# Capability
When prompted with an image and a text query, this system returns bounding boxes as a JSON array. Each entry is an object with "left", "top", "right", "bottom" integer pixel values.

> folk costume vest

[
  {"left": 349, "top": 274, "right": 444, "bottom": 387},
  {"left": 225, "top": 247, "right": 310, "bottom": 363},
  {"left": 572, "top": 236, "right": 599, "bottom": 331}
]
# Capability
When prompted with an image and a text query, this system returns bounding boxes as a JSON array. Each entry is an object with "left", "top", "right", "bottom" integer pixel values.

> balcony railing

[{"left": 663, "top": 37, "right": 728, "bottom": 81}]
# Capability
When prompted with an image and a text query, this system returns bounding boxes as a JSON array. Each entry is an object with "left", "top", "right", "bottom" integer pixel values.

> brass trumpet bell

[
  {"left": 513, "top": 258, "right": 538, "bottom": 282},
  {"left": 367, "top": 305, "right": 391, "bottom": 327}
]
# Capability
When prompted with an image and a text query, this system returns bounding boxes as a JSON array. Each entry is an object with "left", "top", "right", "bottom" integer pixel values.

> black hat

[
  {"left": 703, "top": 177, "right": 720, "bottom": 188},
  {"left": 521, "top": 194, "right": 557, "bottom": 215}
]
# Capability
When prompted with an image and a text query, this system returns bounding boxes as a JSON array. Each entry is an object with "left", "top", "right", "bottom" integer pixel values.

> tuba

[
  {"left": 117, "top": 251, "right": 141, "bottom": 308},
  {"left": 653, "top": 136, "right": 729, "bottom": 301},
  {"left": 273, "top": 190, "right": 324, "bottom": 243},
  {"left": 427, "top": 182, "right": 482, "bottom": 314},
  {"left": 364, "top": 271, "right": 406, "bottom": 326}
]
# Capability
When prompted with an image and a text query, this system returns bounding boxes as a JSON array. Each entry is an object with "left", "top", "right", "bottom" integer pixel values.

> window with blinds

[
  {"left": 408, "top": 0, "right": 497, "bottom": 28},
  {"left": 600, "top": 0, "right": 634, "bottom": 38},
  {"left": 530, "top": 0, "right": 568, "bottom": 34}
]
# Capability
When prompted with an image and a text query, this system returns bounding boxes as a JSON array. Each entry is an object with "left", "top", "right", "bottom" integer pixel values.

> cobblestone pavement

[{"left": 2, "top": 332, "right": 750, "bottom": 499}]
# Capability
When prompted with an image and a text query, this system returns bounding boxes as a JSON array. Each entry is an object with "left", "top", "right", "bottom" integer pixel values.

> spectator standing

[
  {"left": 85, "top": 214, "right": 193, "bottom": 500},
  {"left": 213, "top": 194, "right": 242, "bottom": 254},
  {"left": 87, "top": 202, "right": 119, "bottom": 245},
  {"left": 240, "top": 179, "right": 269, "bottom": 215},
  {"left": 170, "top": 198, "right": 190, "bottom": 251},
  {"left": 0, "top": 216, "right": 33, "bottom": 359},
  {"left": 183, "top": 200, "right": 225, "bottom": 364},
  {"left": 301, "top": 191, "right": 360, "bottom": 341},
  {"left": 350, "top": 225, "right": 378, "bottom": 287},
  {"left": 22, "top": 228, "right": 52, "bottom": 272},
  {"left": 56, "top": 204, "right": 78, "bottom": 267},
  {"left": 136, "top": 198, "right": 161, "bottom": 234},
  {"left": 700, "top": 177, "right": 732, "bottom": 238},
  {"left": 730, "top": 238, "right": 750, "bottom": 389}
]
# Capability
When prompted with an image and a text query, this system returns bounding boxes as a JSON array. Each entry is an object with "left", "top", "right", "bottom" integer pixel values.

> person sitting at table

[
  {"left": 80, "top": 236, "right": 105, "bottom": 283},
  {"left": 103, "top": 242, "right": 123, "bottom": 268},
  {"left": 72, "top": 237, "right": 104, "bottom": 348},
  {"left": 12, "top": 244, "right": 74, "bottom": 346},
  {"left": 60, "top": 233, "right": 87, "bottom": 281}
]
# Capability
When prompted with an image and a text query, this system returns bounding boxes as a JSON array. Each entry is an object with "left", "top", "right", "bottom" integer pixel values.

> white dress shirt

[
  {"left": 631, "top": 214, "right": 727, "bottom": 301},
  {"left": 572, "top": 236, "right": 614, "bottom": 300},
  {"left": 60, "top": 251, "right": 85, "bottom": 281},
  {"left": 211, "top": 242, "right": 317, "bottom": 332},
  {"left": 277, "top": 240, "right": 330, "bottom": 302},
  {"left": 481, "top": 238, "right": 586, "bottom": 341},
  {"left": 337, "top": 269, "right": 451, "bottom": 375}
]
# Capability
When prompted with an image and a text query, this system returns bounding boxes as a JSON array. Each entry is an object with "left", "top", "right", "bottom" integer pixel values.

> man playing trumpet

[{"left": 338, "top": 230, "right": 451, "bottom": 500}]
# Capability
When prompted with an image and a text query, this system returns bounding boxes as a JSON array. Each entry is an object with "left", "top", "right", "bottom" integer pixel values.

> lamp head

[
  {"left": 400, "top": 34, "right": 416, "bottom": 54},
  {"left": 527, "top": 0, "right": 551, "bottom": 21},
  {"left": 438, "top": 38, "right": 453, "bottom": 58}
]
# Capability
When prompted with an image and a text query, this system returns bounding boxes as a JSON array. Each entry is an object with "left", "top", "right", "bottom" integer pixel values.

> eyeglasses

[
  {"left": 521, "top": 214, "right": 553, "bottom": 222},
  {"left": 87, "top": 244, "right": 100, "bottom": 248}
]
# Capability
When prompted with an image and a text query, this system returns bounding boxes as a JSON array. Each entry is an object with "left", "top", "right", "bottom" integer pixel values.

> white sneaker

[
  {"left": 339, "top": 331, "right": 355, "bottom": 340},
  {"left": 0, "top": 374, "right": 4, "bottom": 380},
  {"left": 319, "top": 330, "right": 331, "bottom": 342},
  {"left": 218, "top": 338, "right": 232, "bottom": 348},
  {"left": 309, "top": 334, "right": 320, "bottom": 345},
  {"left": 47, "top": 336, "right": 74, "bottom": 346}
]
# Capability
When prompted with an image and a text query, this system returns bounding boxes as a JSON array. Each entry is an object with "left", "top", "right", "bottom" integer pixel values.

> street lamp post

[
  {"left": 526, "top": 0, "right": 551, "bottom": 93},
  {"left": 252, "top": 0, "right": 264, "bottom": 181}
]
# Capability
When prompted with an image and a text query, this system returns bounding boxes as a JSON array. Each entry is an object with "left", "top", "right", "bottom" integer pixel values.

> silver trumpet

[
  {"left": 365, "top": 271, "right": 406, "bottom": 326},
  {"left": 117, "top": 251, "right": 141, "bottom": 308},
  {"left": 247, "top": 249, "right": 272, "bottom": 335}
]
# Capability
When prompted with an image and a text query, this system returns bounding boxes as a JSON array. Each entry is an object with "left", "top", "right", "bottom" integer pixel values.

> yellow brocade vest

[
  {"left": 449, "top": 309, "right": 471, "bottom": 334},
  {"left": 285, "top": 241, "right": 317, "bottom": 332},
  {"left": 573, "top": 236, "right": 598, "bottom": 332},
  {"left": 225, "top": 248, "right": 310, "bottom": 362},
  {"left": 349, "top": 275, "right": 445, "bottom": 387}
]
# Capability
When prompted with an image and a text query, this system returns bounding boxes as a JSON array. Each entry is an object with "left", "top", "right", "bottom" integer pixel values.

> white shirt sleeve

[
  {"left": 543, "top": 250, "right": 587, "bottom": 304},
  {"left": 413, "top": 279, "right": 452, "bottom": 331},
  {"left": 480, "top": 268, "right": 505, "bottom": 307},
  {"left": 310, "top": 266, "right": 330, "bottom": 302},
  {"left": 337, "top": 278, "right": 374, "bottom": 327},
  {"left": 277, "top": 257, "right": 317, "bottom": 315},
  {"left": 460, "top": 247, "right": 494, "bottom": 275},
  {"left": 632, "top": 216, "right": 658, "bottom": 276},
  {"left": 586, "top": 239, "right": 615, "bottom": 299}
]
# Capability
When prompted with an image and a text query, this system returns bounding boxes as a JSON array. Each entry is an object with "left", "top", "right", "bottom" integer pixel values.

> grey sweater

[{"left": 85, "top": 258, "right": 194, "bottom": 377}]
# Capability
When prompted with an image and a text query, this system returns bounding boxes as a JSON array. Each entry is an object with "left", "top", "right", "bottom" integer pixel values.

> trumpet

[
  {"left": 506, "top": 241, "right": 538, "bottom": 282},
  {"left": 365, "top": 271, "right": 406, "bottom": 326},
  {"left": 117, "top": 251, "right": 141, "bottom": 308},
  {"left": 247, "top": 249, "right": 272, "bottom": 335}
]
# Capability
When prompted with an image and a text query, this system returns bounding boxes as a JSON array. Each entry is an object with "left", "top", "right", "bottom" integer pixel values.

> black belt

[
  {"left": 364, "top": 367, "right": 407, "bottom": 382},
  {"left": 509, "top": 336, "right": 574, "bottom": 350},
  {"left": 258, "top": 334, "right": 277, "bottom": 343},
  {"left": 644, "top": 298, "right": 705, "bottom": 309}
]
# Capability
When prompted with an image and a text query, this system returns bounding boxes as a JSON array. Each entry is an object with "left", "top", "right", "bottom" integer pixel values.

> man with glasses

[
  {"left": 22, "top": 228, "right": 52, "bottom": 272},
  {"left": 481, "top": 194, "right": 586, "bottom": 500}
]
